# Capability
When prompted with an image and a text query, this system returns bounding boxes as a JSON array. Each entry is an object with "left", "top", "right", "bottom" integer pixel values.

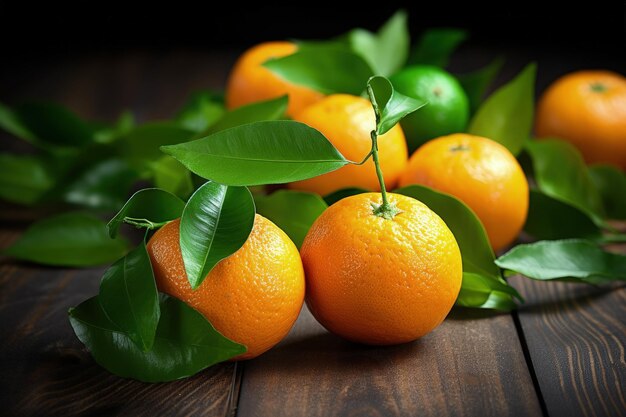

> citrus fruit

[
  {"left": 301, "top": 192, "right": 462, "bottom": 345},
  {"left": 147, "top": 215, "right": 305, "bottom": 359},
  {"left": 287, "top": 94, "right": 408, "bottom": 196},
  {"left": 225, "top": 41, "right": 324, "bottom": 117},
  {"left": 398, "top": 133, "right": 528, "bottom": 251},
  {"left": 390, "top": 65, "right": 469, "bottom": 151},
  {"left": 535, "top": 70, "right": 626, "bottom": 169}
]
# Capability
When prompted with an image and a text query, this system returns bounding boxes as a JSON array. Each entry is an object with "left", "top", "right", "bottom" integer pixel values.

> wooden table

[{"left": 1, "top": 49, "right": 625, "bottom": 417}]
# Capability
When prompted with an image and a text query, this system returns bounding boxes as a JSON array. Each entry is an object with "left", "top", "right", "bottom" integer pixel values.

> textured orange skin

[
  {"left": 288, "top": 94, "right": 408, "bottom": 195},
  {"left": 225, "top": 41, "right": 324, "bottom": 117},
  {"left": 536, "top": 71, "right": 626, "bottom": 169},
  {"left": 147, "top": 215, "right": 305, "bottom": 359},
  {"left": 301, "top": 193, "right": 462, "bottom": 345},
  {"left": 399, "top": 134, "right": 529, "bottom": 252}
]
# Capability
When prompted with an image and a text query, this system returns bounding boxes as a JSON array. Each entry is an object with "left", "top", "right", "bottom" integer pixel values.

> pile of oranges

[{"left": 147, "top": 41, "right": 626, "bottom": 359}]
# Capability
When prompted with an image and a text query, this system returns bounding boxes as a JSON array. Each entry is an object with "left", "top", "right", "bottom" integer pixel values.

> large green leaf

[
  {"left": 263, "top": 43, "right": 373, "bottom": 95},
  {"left": 524, "top": 190, "right": 601, "bottom": 240},
  {"left": 347, "top": 10, "right": 409, "bottom": 76},
  {"left": 367, "top": 76, "right": 427, "bottom": 135},
  {"left": 0, "top": 153, "right": 55, "bottom": 205},
  {"left": 254, "top": 190, "right": 327, "bottom": 248},
  {"left": 4, "top": 212, "right": 129, "bottom": 267},
  {"left": 201, "top": 95, "right": 288, "bottom": 136},
  {"left": 588, "top": 164, "right": 626, "bottom": 220},
  {"left": 69, "top": 295, "right": 246, "bottom": 382},
  {"left": 149, "top": 156, "right": 194, "bottom": 199},
  {"left": 496, "top": 239, "right": 626, "bottom": 284},
  {"left": 180, "top": 182, "right": 255, "bottom": 289},
  {"left": 99, "top": 242, "right": 160, "bottom": 351},
  {"left": 408, "top": 28, "right": 467, "bottom": 67},
  {"left": 175, "top": 91, "right": 225, "bottom": 133},
  {"left": 525, "top": 139, "right": 605, "bottom": 224},
  {"left": 108, "top": 188, "right": 185, "bottom": 238},
  {"left": 161, "top": 121, "right": 349, "bottom": 186},
  {"left": 119, "top": 123, "right": 194, "bottom": 171},
  {"left": 468, "top": 63, "right": 536, "bottom": 155},
  {"left": 323, "top": 187, "right": 368, "bottom": 206},
  {"left": 457, "top": 57, "right": 504, "bottom": 113},
  {"left": 456, "top": 272, "right": 521, "bottom": 311}
]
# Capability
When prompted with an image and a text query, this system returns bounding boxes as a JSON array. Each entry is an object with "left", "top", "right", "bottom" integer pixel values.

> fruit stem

[{"left": 370, "top": 130, "right": 400, "bottom": 220}]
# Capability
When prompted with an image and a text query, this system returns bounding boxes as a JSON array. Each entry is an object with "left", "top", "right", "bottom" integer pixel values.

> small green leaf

[
  {"left": 367, "top": 76, "right": 428, "bottom": 135},
  {"left": 63, "top": 159, "right": 138, "bottom": 212},
  {"left": 588, "top": 164, "right": 626, "bottom": 220},
  {"left": 180, "top": 182, "right": 255, "bottom": 289},
  {"left": 524, "top": 190, "right": 601, "bottom": 240},
  {"left": 0, "top": 102, "right": 37, "bottom": 143},
  {"left": 93, "top": 111, "right": 135, "bottom": 144},
  {"left": 99, "top": 242, "right": 160, "bottom": 351},
  {"left": 4, "top": 212, "right": 129, "bottom": 267},
  {"left": 348, "top": 10, "right": 409, "bottom": 76},
  {"left": 176, "top": 91, "right": 225, "bottom": 133},
  {"left": 254, "top": 190, "right": 327, "bottom": 248},
  {"left": 468, "top": 63, "right": 536, "bottom": 155},
  {"left": 162, "top": 121, "right": 349, "bottom": 186},
  {"left": 496, "top": 239, "right": 626, "bottom": 284},
  {"left": 201, "top": 95, "right": 288, "bottom": 136},
  {"left": 525, "top": 139, "right": 605, "bottom": 224},
  {"left": 457, "top": 57, "right": 505, "bottom": 113},
  {"left": 456, "top": 272, "right": 521, "bottom": 311},
  {"left": 149, "top": 156, "right": 194, "bottom": 199},
  {"left": 408, "top": 28, "right": 467, "bottom": 67},
  {"left": 69, "top": 294, "right": 246, "bottom": 382},
  {"left": 108, "top": 188, "right": 185, "bottom": 238},
  {"left": 0, "top": 153, "right": 55, "bottom": 205},
  {"left": 263, "top": 42, "right": 373, "bottom": 95},
  {"left": 324, "top": 187, "right": 368, "bottom": 206}
]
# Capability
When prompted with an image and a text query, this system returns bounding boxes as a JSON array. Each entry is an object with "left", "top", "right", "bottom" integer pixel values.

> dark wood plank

[
  {"left": 512, "top": 275, "right": 626, "bottom": 417},
  {"left": 237, "top": 306, "right": 542, "bottom": 417}
]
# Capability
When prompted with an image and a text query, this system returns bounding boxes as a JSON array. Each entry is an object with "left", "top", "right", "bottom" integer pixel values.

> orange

[
  {"left": 535, "top": 70, "right": 626, "bottom": 169},
  {"left": 301, "top": 193, "right": 462, "bottom": 345},
  {"left": 147, "top": 215, "right": 305, "bottom": 359},
  {"left": 225, "top": 41, "right": 324, "bottom": 117},
  {"left": 399, "top": 134, "right": 528, "bottom": 251},
  {"left": 288, "top": 94, "right": 408, "bottom": 196}
]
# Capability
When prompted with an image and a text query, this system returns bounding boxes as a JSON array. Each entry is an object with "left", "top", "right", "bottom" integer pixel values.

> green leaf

[
  {"left": 496, "top": 239, "right": 626, "bottom": 284},
  {"left": 468, "top": 63, "right": 536, "bottom": 155},
  {"left": 408, "top": 28, "right": 467, "bottom": 67},
  {"left": 63, "top": 159, "right": 138, "bottom": 212},
  {"left": 176, "top": 91, "right": 225, "bottom": 133},
  {"left": 4, "top": 212, "right": 129, "bottom": 267},
  {"left": 119, "top": 123, "right": 194, "bottom": 171},
  {"left": 457, "top": 57, "right": 505, "bottom": 113},
  {"left": 254, "top": 190, "right": 327, "bottom": 248},
  {"left": 108, "top": 188, "right": 185, "bottom": 238},
  {"left": 524, "top": 190, "right": 601, "bottom": 240},
  {"left": 323, "top": 187, "right": 368, "bottom": 206},
  {"left": 456, "top": 272, "right": 521, "bottom": 311},
  {"left": 348, "top": 10, "right": 409, "bottom": 76},
  {"left": 0, "top": 153, "right": 55, "bottom": 205},
  {"left": 149, "top": 156, "right": 194, "bottom": 199},
  {"left": 99, "top": 242, "right": 160, "bottom": 351},
  {"left": 367, "top": 76, "right": 428, "bottom": 135},
  {"left": 69, "top": 294, "right": 246, "bottom": 382},
  {"left": 263, "top": 43, "right": 373, "bottom": 95},
  {"left": 588, "top": 164, "right": 626, "bottom": 220},
  {"left": 201, "top": 95, "right": 288, "bottom": 136},
  {"left": 0, "top": 102, "right": 37, "bottom": 143},
  {"left": 395, "top": 185, "right": 500, "bottom": 280},
  {"left": 525, "top": 139, "right": 605, "bottom": 224},
  {"left": 162, "top": 121, "right": 349, "bottom": 186},
  {"left": 180, "top": 182, "right": 255, "bottom": 289},
  {"left": 93, "top": 111, "right": 135, "bottom": 144}
]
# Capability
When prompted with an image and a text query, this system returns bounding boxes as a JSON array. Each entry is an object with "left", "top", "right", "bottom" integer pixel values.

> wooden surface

[{"left": 1, "top": 49, "right": 625, "bottom": 417}]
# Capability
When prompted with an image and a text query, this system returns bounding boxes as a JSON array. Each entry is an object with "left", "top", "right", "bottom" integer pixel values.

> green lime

[{"left": 390, "top": 65, "right": 469, "bottom": 151}]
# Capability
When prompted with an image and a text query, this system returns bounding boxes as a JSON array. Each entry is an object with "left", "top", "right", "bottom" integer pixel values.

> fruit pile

[{"left": 1, "top": 11, "right": 625, "bottom": 382}]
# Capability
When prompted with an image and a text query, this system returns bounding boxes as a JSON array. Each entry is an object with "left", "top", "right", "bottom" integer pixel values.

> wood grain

[
  {"left": 237, "top": 306, "right": 542, "bottom": 417},
  {"left": 511, "top": 275, "right": 626, "bottom": 417}
]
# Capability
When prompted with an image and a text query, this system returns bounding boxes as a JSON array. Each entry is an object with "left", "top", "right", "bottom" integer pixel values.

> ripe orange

[
  {"left": 225, "top": 41, "right": 324, "bottom": 117},
  {"left": 398, "top": 134, "right": 528, "bottom": 251},
  {"left": 147, "top": 215, "right": 305, "bottom": 359},
  {"left": 301, "top": 193, "right": 462, "bottom": 345},
  {"left": 287, "top": 94, "right": 408, "bottom": 196},
  {"left": 535, "top": 70, "right": 626, "bottom": 169}
]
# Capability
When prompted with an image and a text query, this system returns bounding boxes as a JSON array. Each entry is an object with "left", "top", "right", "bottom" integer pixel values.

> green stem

[
  {"left": 370, "top": 130, "right": 400, "bottom": 220},
  {"left": 124, "top": 218, "right": 170, "bottom": 230}
]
